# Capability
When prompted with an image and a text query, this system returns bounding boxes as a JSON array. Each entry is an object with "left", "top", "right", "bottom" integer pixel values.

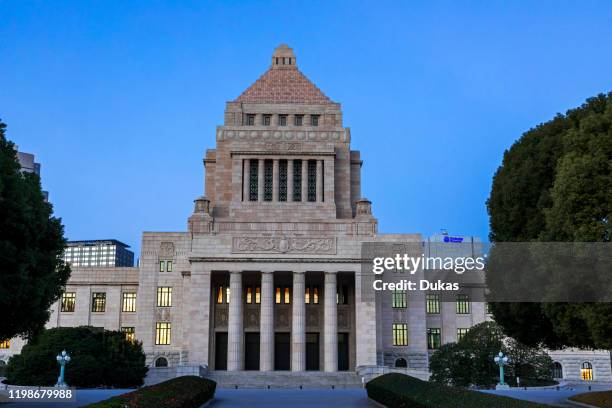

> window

[
  {"left": 61, "top": 292, "right": 76, "bottom": 312},
  {"left": 166, "top": 261, "right": 173, "bottom": 272},
  {"left": 426, "top": 294, "right": 440, "bottom": 314},
  {"left": 279, "top": 115, "right": 287, "bottom": 126},
  {"left": 263, "top": 114, "right": 271, "bottom": 126},
  {"left": 284, "top": 287, "right": 291, "bottom": 304},
  {"left": 392, "top": 290, "right": 407, "bottom": 308},
  {"left": 395, "top": 358, "right": 407, "bottom": 368},
  {"left": 392, "top": 324, "right": 408, "bottom": 346},
  {"left": 249, "top": 159, "right": 259, "bottom": 201},
  {"left": 0, "top": 340, "right": 10, "bottom": 349},
  {"left": 155, "top": 323, "right": 171, "bottom": 345},
  {"left": 293, "top": 160, "right": 302, "bottom": 201},
  {"left": 159, "top": 260, "right": 172, "bottom": 272},
  {"left": 294, "top": 115, "right": 303, "bottom": 126},
  {"left": 155, "top": 356, "right": 169, "bottom": 367},
  {"left": 307, "top": 160, "right": 316, "bottom": 202},
  {"left": 278, "top": 160, "right": 288, "bottom": 201},
  {"left": 581, "top": 362, "right": 593, "bottom": 381},
  {"left": 92, "top": 292, "right": 106, "bottom": 312},
  {"left": 305, "top": 286, "right": 319, "bottom": 304},
  {"left": 275, "top": 286, "right": 291, "bottom": 304},
  {"left": 552, "top": 362, "right": 563, "bottom": 379},
  {"left": 246, "top": 114, "right": 255, "bottom": 126},
  {"left": 264, "top": 159, "right": 273, "bottom": 201},
  {"left": 215, "top": 285, "right": 230, "bottom": 304},
  {"left": 456, "top": 294, "right": 470, "bottom": 314},
  {"left": 122, "top": 327, "right": 135, "bottom": 342},
  {"left": 457, "top": 328, "right": 469, "bottom": 341},
  {"left": 122, "top": 292, "right": 137, "bottom": 312},
  {"left": 311, "top": 115, "right": 319, "bottom": 126},
  {"left": 245, "top": 286, "right": 261, "bottom": 304},
  {"left": 337, "top": 285, "right": 348, "bottom": 305},
  {"left": 275, "top": 287, "right": 281, "bottom": 304},
  {"left": 427, "top": 328, "right": 441, "bottom": 350},
  {"left": 157, "top": 287, "right": 172, "bottom": 307}
]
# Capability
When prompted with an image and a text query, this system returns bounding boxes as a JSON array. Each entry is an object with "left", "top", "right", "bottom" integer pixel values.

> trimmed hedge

[
  {"left": 366, "top": 373, "right": 551, "bottom": 408},
  {"left": 85, "top": 376, "right": 216, "bottom": 408}
]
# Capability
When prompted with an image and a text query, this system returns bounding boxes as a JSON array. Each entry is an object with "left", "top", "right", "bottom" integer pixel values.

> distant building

[
  {"left": 64, "top": 240, "right": 134, "bottom": 267},
  {"left": 17, "top": 149, "right": 48, "bottom": 201}
]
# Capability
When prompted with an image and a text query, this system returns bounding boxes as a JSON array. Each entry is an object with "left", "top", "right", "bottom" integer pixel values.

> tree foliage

[
  {"left": 0, "top": 119, "right": 71, "bottom": 340},
  {"left": 429, "top": 322, "right": 553, "bottom": 388},
  {"left": 5, "top": 326, "right": 148, "bottom": 388},
  {"left": 486, "top": 93, "right": 612, "bottom": 349}
]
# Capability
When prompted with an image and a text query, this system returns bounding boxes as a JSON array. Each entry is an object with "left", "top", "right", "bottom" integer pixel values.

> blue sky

[{"left": 2, "top": 1, "right": 612, "bottom": 258}]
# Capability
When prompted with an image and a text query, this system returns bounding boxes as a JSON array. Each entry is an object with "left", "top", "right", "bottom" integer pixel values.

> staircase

[{"left": 205, "top": 371, "right": 364, "bottom": 389}]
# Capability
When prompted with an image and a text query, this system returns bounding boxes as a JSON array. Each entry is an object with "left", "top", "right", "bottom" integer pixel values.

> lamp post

[
  {"left": 494, "top": 351, "right": 510, "bottom": 390},
  {"left": 55, "top": 350, "right": 71, "bottom": 388}
]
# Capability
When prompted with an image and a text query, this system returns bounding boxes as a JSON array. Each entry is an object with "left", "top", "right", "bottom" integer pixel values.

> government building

[{"left": 1, "top": 45, "right": 610, "bottom": 385}]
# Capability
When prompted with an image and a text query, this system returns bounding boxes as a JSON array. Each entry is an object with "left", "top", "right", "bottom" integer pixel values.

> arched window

[
  {"left": 155, "top": 357, "right": 168, "bottom": 367},
  {"left": 581, "top": 362, "right": 593, "bottom": 381},
  {"left": 551, "top": 362, "right": 563, "bottom": 378},
  {"left": 395, "top": 358, "right": 407, "bottom": 368}
]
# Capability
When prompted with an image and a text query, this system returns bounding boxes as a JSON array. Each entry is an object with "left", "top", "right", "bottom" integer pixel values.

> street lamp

[
  {"left": 494, "top": 351, "right": 510, "bottom": 390},
  {"left": 55, "top": 350, "right": 71, "bottom": 388}
]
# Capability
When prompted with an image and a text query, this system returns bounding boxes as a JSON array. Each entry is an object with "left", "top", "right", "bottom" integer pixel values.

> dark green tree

[
  {"left": 486, "top": 93, "right": 612, "bottom": 349},
  {"left": 5, "top": 326, "right": 148, "bottom": 388},
  {"left": 0, "top": 119, "right": 71, "bottom": 340}
]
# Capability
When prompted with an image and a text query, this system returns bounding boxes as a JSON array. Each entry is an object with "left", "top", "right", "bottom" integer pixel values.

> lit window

[
  {"left": 392, "top": 290, "right": 407, "bottom": 308},
  {"left": 392, "top": 324, "right": 408, "bottom": 346},
  {"left": 0, "top": 340, "right": 10, "bottom": 349},
  {"left": 157, "top": 287, "right": 172, "bottom": 307},
  {"left": 426, "top": 294, "right": 440, "bottom": 314},
  {"left": 166, "top": 261, "right": 173, "bottom": 272},
  {"left": 61, "top": 292, "right": 76, "bottom": 312},
  {"left": 293, "top": 160, "right": 302, "bottom": 201},
  {"left": 155, "top": 322, "right": 171, "bottom": 345},
  {"left": 305, "top": 286, "right": 320, "bottom": 304},
  {"left": 456, "top": 295, "right": 470, "bottom": 314},
  {"left": 91, "top": 292, "right": 106, "bottom": 312},
  {"left": 311, "top": 115, "right": 319, "bottom": 126},
  {"left": 581, "top": 362, "right": 593, "bottom": 381},
  {"left": 279, "top": 115, "right": 287, "bottom": 126},
  {"left": 457, "top": 328, "right": 469, "bottom": 341},
  {"left": 159, "top": 261, "right": 165, "bottom": 272},
  {"left": 246, "top": 114, "right": 255, "bottom": 126},
  {"left": 275, "top": 287, "right": 281, "bottom": 304},
  {"left": 263, "top": 114, "right": 271, "bottom": 126},
  {"left": 122, "top": 292, "right": 137, "bottom": 312},
  {"left": 122, "top": 327, "right": 135, "bottom": 342},
  {"left": 216, "top": 285, "right": 224, "bottom": 304},
  {"left": 294, "top": 115, "right": 303, "bottom": 126},
  {"left": 427, "top": 328, "right": 441, "bottom": 350},
  {"left": 255, "top": 286, "right": 261, "bottom": 304},
  {"left": 313, "top": 286, "right": 319, "bottom": 304},
  {"left": 486, "top": 302, "right": 492, "bottom": 314},
  {"left": 305, "top": 287, "right": 310, "bottom": 304},
  {"left": 246, "top": 286, "right": 253, "bottom": 304},
  {"left": 284, "top": 287, "right": 291, "bottom": 304}
]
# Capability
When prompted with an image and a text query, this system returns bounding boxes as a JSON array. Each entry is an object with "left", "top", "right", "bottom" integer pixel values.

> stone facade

[{"left": 1, "top": 45, "right": 610, "bottom": 384}]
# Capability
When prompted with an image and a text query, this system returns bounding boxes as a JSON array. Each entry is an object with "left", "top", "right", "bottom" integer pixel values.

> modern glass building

[{"left": 63, "top": 239, "right": 134, "bottom": 267}]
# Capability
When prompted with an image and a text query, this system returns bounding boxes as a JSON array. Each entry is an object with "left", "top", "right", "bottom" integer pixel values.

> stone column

[
  {"left": 260, "top": 271, "right": 274, "bottom": 371},
  {"left": 227, "top": 271, "right": 243, "bottom": 371},
  {"left": 257, "top": 159, "right": 264, "bottom": 203},
  {"left": 287, "top": 159, "right": 294, "bottom": 202},
  {"left": 291, "top": 271, "right": 306, "bottom": 371},
  {"left": 316, "top": 160, "right": 323, "bottom": 202},
  {"left": 188, "top": 264, "right": 211, "bottom": 367},
  {"left": 243, "top": 159, "right": 250, "bottom": 201},
  {"left": 272, "top": 159, "right": 279, "bottom": 202},
  {"left": 301, "top": 159, "right": 308, "bottom": 202},
  {"left": 324, "top": 271, "right": 338, "bottom": 372}
]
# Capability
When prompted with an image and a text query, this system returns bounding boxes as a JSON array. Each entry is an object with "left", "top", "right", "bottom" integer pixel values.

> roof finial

[{"left": 271, "top": 44, "right": 296, "bottom": 69}]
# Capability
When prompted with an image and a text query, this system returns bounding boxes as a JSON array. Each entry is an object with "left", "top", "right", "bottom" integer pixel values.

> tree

[
  {"left": 429, "top": 322, "right": 553, "bottom": 388},
  {"left": 0, "top": 119, "right": 71, "bottom": 340},
  {"left": 486, "top": 93, "right": 612, "bottom": 349},
  {"left": 5, "top": 326, "right": 148, "bottom": 388}
]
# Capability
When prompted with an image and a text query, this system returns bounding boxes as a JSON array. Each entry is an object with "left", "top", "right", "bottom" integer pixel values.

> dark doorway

[
  {"left": 215, "top": 332, "right": 228, "bottom": 370},
  {"left": 274, "top": 332, "right": 290, "bottom": 370},
  {"left": 338, "top": 333, "right": 349, "bottom": 371},
  {"left": 306, "top": 333, "right": 320, "bottom": 371},
  {"left": 245, "top": 332, "right": 260, "bottom": 370}
]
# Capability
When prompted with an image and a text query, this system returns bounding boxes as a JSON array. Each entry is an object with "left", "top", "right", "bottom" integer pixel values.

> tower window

[
  {"left": 293, "top": 160, "right": 302, "bottom": 201},
  {"left": 279, "top": 115, "right": 287, "bottom": 126},
  {"left": 263, "top": 114, "right": 271, "bottom": 126},
  {"left": 246, "top": 114, "right": 255, "bottom": 126},
  {"left": 264, "top": 159, "right": 273, "bottom": 201},
  {"left": 249, "top": 160, "right": 258, "bottom": 201},
  {"left": 279, "top": 160, "right": 288, "bottom": 201},
  {"left": 307, "top": 160, "right": 317, "bottom": 202},
  {"left": 294, "top": 115, "right": 303, "bottom": 126},
  {"left": 311, "top": 115, "right": 319, "bottom": 126}
]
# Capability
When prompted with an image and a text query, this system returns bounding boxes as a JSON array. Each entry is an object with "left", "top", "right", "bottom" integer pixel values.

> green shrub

[
  {"left": 5, "top": 326, "right": 147, "bottom": 388},
  {"left": 85, "top": 376, "right": 216, "bottom": 408},
  {"left": 366, "top": 373, "right": 552, "bottom": 408}
]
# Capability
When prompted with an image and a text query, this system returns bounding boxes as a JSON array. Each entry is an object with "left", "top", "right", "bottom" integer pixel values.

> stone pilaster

[
  {"left": 291, "top": 271, "right": 306, "bottom": 371},
  {"left": 258, "top": 159, "right": 264, "bottom": 202},
  {"left": 228, "top": 271, "right": 243, "bottom": 371},
  {"left": 243, "top": 158, "right": 250, "bottom": 201},
  {"left": 316, "top": 160, "right": 323, "bottom": 202},
  {"left": 324, "top": 271, "right": 338, "bottom": 372},
  {"left": 188, "top": 263, "right": 211, "bottom": 367},
  {"left": 260, "top": 271, "right": 274, "bottom": 371},
  {"left": 287, "top": 159, "right": 294, "bottom": 202},
  {"left": 272, "top": 159, "right": 279, "bottom": 202},
  {"left": 301, "top": 159, "right": 308, "bottom": 202}
]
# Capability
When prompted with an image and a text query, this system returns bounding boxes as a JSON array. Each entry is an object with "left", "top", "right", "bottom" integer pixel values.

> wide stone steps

[{"left": 205, "top": 371, "right": 364, "bottom": 389}]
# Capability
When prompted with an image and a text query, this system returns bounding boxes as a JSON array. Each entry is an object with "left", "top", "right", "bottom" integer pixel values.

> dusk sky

[{"left": 2, "top": 1, "right": 612, "bottom": 258}]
